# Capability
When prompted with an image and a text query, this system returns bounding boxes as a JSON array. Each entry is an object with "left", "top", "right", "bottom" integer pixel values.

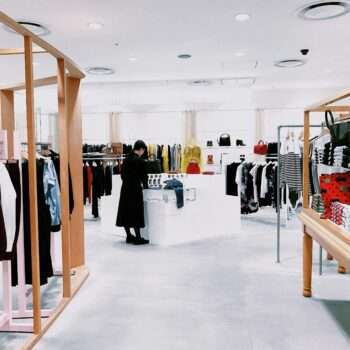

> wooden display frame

[
  {"left": 300, "top": 90, "right": 350, "bottom": 298},
  {"left": 0, "top": 10, "right": 88, "bottom": 349}
]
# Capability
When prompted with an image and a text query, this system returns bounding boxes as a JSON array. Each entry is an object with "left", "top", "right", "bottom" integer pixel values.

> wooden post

[
  {"left": 303, "top": 111, "right": 310, "bottom": 208},
  {"left": 24, "top": 35, "right": 42, "bottom": 334},
  {"left": 57, "top": 58, "right": 72, "bottom": 298},
  {"left": 67, "top": 77, "right": 85, "bottom": 267},
  {"left": 303, "top": 230, "right": 313, "bottom": 297},
  {"left": 0, "top": 89, "right": 15, "bottom": 158}
]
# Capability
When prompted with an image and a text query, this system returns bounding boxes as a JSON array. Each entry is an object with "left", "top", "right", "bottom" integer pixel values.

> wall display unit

[{"left": 0, "top": 11, "right": 87, "bottom": 350}]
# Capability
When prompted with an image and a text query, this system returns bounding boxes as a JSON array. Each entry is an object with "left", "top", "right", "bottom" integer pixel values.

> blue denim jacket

[{"left": 43, "top": 160, "right": 61, "bottom": 226}]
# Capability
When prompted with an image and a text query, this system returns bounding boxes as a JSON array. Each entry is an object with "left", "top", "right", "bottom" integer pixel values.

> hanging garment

[
  {"left": 43, "top": 160, "right": 61, "bottom": 232},
  {"left": 104, "top": 165, "right": 113, "bottom": 196},
  {"left": 5, "top": 162, "right": 21, "bottom": 258},
  {"left": 92, "top": 163, "right": 105, "bottom": 218},
  {"left": 18, "top": 160, "right": 53, "bottom": 286},
  {"left": 226, "top": 162, "right": 240, "bottom": 196},
  {"left": 0, "top": 190, "right": 7, "bottom": 261},
  {"left": 320, "top": 172, "right": 350, "bottom": 219},
  {"left": 164, "top": 179, "right": 184, "bottom": 208},
  {"left": 0, "top": 163, "right": 17, "bottom": 258},
  {"left": 116, "top": 153, "right": 148, "bottom": 228},
  {"left": 162, "top": 145, "right": 169, "bottom": 173},
  {"left": 50, "top": 151, "right": 74, "bottom": 214},
  {"left": 83, "top": 164, "right": 89, "bottom": 205}
]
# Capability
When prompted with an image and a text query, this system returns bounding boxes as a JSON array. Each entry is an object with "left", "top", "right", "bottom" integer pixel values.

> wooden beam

[
  {"left": 67, "top": 77, "right": 85, "bottom": 267},
  {"left": 0, "top": 11, "right": 85, "bottom": 79},
  {"left": 303, "top": 111, "right": 310, "bottom": 208},
  {"left": 0, "top": 47, "right": 47, "bottom": 55},
  {"left": 0, "top": 90, "right": 15, "bottom": 158},
  {"left": 307, "top": 106, "right": 350, "bottom": 113},
  {"left": 24, "top": 35, "right": 41, "bottom": 334},
  {"left": 305, "top": 89, "right": 350, "bottom": 111},
  {"left": 57, "top": 58, "right": 72, "bottom": 298},
  {"left": 0, "top": 76, "right": 58, "bottom": 92}
]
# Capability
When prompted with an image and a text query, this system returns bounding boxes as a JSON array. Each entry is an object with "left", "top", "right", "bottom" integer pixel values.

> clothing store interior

[{"left": 0, "top": 1, "right": 350, "bottom": 349}]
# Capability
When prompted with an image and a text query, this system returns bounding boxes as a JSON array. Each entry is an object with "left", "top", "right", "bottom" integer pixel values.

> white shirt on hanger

[{"left": 0, "top": 163, "right": 17, "bottom": 252}]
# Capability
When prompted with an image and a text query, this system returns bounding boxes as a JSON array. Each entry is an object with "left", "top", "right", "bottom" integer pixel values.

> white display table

[{"left": 100, "top": 174, "right": 241, "bottom": 245}]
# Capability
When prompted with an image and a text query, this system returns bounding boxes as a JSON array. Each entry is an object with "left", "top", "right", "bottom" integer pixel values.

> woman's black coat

[{"left": 116, "top": 153, "right": 148, "bottom": 228}]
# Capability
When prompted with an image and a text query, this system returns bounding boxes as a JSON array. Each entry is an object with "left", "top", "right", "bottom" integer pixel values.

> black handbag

[
  {"left": 206, "top": 140, "right": 213, "bottom": 147},
  {"left": 218, "top": 133, "right": 231, "bottom": 147},
  {"left": 325, "top": 110, "right": 350, "bottom": 146}
]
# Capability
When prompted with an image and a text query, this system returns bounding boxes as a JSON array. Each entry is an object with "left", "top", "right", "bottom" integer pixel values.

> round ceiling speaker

[
  {"left": 86, "top": 66, "right": 115, "bottom": 75},
  {"left": 3, "top": 20, "right": 50, "bottom": 36},
  {"left": 298, "top": 1, "right": 350, "bottom": 20},
  {"left": 274, "top": 59, "right": 306, "bottom": 68}
]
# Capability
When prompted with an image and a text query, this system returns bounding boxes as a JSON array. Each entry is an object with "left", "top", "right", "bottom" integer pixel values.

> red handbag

[{"left": 254, "top": 140, "right": 268, "bottom": 155}]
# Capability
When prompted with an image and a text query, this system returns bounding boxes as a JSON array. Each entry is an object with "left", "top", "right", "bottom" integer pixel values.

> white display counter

[{"left": 100, "top": 174, "right": 241, "bottom": 245}]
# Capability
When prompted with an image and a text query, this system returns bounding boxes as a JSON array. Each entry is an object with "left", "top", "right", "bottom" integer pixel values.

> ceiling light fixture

[
  {"left": 235, "top": 51, "right": 246, "bottom": 57},
  {"left": 86, "top": 66, "right": 115, "bottom": 75},
  {"left": 178, "top": 54, "right": 192, "bottom": 59},
  {"left": 298, "top": 1, "right": 350, "bottom": 20},
  {"left": 235, "top": 13, "right": 251, "bottom": 22},
  {"left": 129, "top": 57, "right": 137, "bottom": 62},
  {"left": 274, "top": 59, "right": 306, "bottom": 68},
  {"left": 88, "top": 22, "right": 104, "bottom": 30},
  {"left": 3, "top": 20, "right": 50, "bottom": 36},
  {"left": 188, "top": 80, "right": 212, "bottom": 86}
]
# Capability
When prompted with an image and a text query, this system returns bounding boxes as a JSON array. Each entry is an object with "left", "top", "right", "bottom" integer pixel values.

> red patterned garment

[{"left": 320, "top": 172, "right": 350, "bottom": 219}]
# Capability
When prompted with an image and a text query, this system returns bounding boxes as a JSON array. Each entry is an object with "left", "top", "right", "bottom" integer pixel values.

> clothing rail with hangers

[{"left": 276, "top": 124, "right": 322, "bottom": 265}]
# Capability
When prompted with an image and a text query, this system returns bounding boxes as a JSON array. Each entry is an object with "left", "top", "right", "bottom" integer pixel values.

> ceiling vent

[
  {"left": 86, "top": 67, "right": 115, "bottom": 75},
  {"left": 298, "top": 1, "right": 350, "bottom": 20},
  {"left": 274, "top": 59, "right": 306, "bottom": 68},
  {"left": 3, "top": 20, "right": 50, "bottom": 36},
  {"left": 188, "top": 80, "right": 212, "bottom": 86}
]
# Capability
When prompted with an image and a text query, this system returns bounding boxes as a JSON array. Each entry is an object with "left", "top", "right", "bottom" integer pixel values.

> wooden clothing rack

[
  {"left": 0, "top": 10, "right": 88, "bottom": 349},
  {"left": 299, "top": 90, "right": 350, "bottom": 298}
]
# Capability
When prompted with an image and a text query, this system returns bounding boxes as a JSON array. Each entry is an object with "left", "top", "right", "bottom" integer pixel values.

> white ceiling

[{"left": 0, "top": 0, "right": 350, "bottom": 88}]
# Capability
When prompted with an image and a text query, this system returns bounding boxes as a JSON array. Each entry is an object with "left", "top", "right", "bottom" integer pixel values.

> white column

[
  {"left": 109, "top": 112, "right": 121, "bottom": 143},
  {"left": 183, "top": 110, "right": 197, "bottom": 145},
  {"left": 255, "top": 108, "right": 264, "bottom": 142}
]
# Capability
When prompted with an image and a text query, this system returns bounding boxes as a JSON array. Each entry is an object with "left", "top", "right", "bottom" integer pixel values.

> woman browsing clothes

[{"left": 116, "top": 140, "right": 149, "bottom": 245}]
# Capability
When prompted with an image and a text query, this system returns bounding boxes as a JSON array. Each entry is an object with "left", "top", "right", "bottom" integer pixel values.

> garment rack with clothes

[{"left": 276, "top": 124, "right": 322, "bottom": 265}]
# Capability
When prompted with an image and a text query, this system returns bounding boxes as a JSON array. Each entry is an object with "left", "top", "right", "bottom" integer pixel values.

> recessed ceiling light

[
  {"left": 298, "top": 1, "right": 350, "bottom": 20},
  {"left": 235, "top": 13, "right": 251, "bottom": 22},
  {"left": 86, "top": 66, "right": 115, "bottom": 75},
  {"left": 88, "top": 22, "right": 104, "bottom": 30},
  {"left": 274, "top": 59, "right": 306, "bottom": 68},
  {"left": 178, "top": 54, "right": 192, "bottom": 59},
  {"left": 235, "top": 51, "right": 246, "bottom": 57},
  {"left": 188, "top": 80, "right": 212, "bottom": 86},
  {"left": 3, "top": 20, "right": 50, "bottom": 36},
  {"left": 129, "top": 57, "right": 137, "bottom": 62}
]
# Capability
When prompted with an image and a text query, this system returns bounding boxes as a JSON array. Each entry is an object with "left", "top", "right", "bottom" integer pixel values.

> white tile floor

[{"left": 1, "top": 208, "right": 350, "bottom": 349}]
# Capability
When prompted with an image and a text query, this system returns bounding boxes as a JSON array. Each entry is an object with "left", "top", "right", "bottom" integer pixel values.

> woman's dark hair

[{"left": 133, "top": 140, "right": 147, "bottom": 151}]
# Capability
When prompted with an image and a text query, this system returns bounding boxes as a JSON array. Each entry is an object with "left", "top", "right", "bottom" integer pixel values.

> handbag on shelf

[
  {"left": 325, "top": 110, "right": 350, "bottom": 146},
  {"left": 254, "top": 140, "right": 268, "bottom": 155},
  {"left": 218, "top": 133, "right": 231, "bottom": 147},
  {"left": 206, "top": 140, "right": 213, "bottom": 147}
]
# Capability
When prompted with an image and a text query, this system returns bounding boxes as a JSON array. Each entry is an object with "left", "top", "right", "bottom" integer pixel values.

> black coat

[{"left": 116, "top": 153, "right": 148, "bottom": 228}]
